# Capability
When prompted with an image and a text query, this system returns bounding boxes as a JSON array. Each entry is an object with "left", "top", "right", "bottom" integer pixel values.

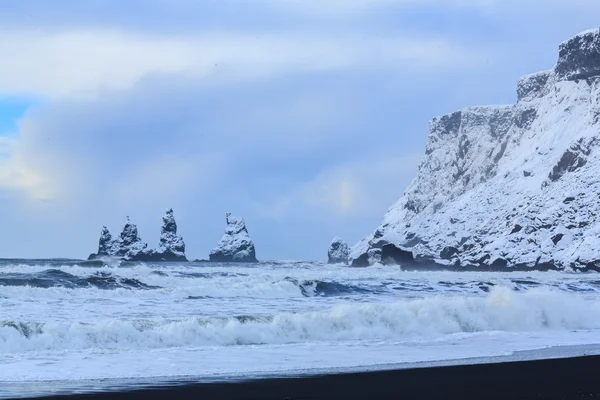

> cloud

[
  {"left": 256, "top": 153, "right": 422, "bottom": 220},
  {"left": 262, "top": 0, "right": 497, "bottom": 14},
  {"left": 0, "top": 29, "right": 481, "bottom": 99}
]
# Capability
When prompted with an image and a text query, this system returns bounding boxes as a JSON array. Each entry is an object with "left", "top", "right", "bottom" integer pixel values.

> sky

[{"left": 0, "top": 1, "right": 599, "bottom": 261}]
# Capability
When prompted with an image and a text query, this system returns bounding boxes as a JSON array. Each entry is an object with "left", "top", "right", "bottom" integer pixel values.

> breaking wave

[
  {"left": 0, "top": 269, "right": 159, "bottom": 290},
  {"left": 1, "top": 287, "right": 599, "bottom": 353}
]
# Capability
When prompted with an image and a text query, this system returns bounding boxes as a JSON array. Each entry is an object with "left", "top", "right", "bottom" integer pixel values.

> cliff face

[{"left": 352, "top": 28, "right": 600, "bottom": 271}]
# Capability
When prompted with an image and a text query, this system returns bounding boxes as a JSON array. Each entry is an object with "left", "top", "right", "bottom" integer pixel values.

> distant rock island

[
  {"left": 209, "top": 213, "right": 258, "bottom": 263},
  {"left": 351, "top": 28, "right": 600, "bottom": 271},
  {"left": 88, "top": 209, "right": 187, "bottom": 262},
  {"left": 328, "top": 237, "right": 350, "bottom": 264}
]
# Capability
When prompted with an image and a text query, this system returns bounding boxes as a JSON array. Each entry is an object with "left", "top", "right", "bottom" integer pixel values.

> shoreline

[{"left": 11, "top": 353, "right": 600, "bottom": 400}]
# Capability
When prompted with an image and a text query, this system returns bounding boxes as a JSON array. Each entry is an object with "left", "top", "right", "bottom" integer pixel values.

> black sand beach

[{"left": 22, "top": 354, "right": 600, "bottom": 400}]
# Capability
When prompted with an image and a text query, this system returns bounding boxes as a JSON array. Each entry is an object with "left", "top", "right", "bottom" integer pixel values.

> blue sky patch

[{"left": 0, "top": 97, "right": 36, "bottom": 136}]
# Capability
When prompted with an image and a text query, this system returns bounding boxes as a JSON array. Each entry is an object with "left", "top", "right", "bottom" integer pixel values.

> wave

[
  {"left": 0, "top": 269, "right": 158, "bottom": 290},
  {"left": 284, "top": 278, "right": 384, "bottom": 297},
  {"left": 1, "top": 287, "right": 599, "bottom": 353}
]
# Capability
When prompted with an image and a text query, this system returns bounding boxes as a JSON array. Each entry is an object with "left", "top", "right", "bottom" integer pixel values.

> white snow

[
  {"left": 209, "top": 214, "right": 257, "bottom": 262},
  {"left": 352, "top": 29, "right": 600, "bottom": 269}
]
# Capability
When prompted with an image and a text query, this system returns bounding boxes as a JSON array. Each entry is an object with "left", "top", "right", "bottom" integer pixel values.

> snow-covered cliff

[
  {"left": 352, "top": 28, "right": 600, "bottom": 271},
  {"left": 210, "top": 213, "right": 258, "bottom": 263}
]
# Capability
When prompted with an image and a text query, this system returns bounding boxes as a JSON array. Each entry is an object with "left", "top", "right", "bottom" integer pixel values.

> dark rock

[
  {"left": 510, "top": 224, "right": 523, "bottom": 234},
  {"left": 327, "top": 238, "right": 350, "bottom": 264},
  {"left": 440, "top": 246, "right": 459, "bottom": 260},
  {"left": 351, "top": 252, "right": 370, "bottom": 268},
  {"left": 209, "top": 213, "right": 258, "bottom": 263},
  {"left": 380, "top": 244, "right": 414, "bottom": 266},
  {"left": 563, "top": 197, "right": 576, "bottom": 204},
  {"left": 552, "top": 233, "right": 565, "bottom": 245},
  {"left": 555, "top": 29, "right": 600, "bottom": 81},
  {"left": 97, "top": 226, "right": 118, "bottom": 256},
  {"left": 154, "top": 209, "right": 187, "bottom": 261},
  {"left": 548, "top": 141, "right": 591, "bottom": 182},
  {"left": 517, "top": 71, "right": 550, "bottom": 101},
  {"left": 514, "top": 108, "right": 538, "bottom": 130}
]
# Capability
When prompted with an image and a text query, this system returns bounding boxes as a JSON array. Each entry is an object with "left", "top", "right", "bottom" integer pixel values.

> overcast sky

[{"left": 0, "top": 1, "right": 598, "bottom": 260}]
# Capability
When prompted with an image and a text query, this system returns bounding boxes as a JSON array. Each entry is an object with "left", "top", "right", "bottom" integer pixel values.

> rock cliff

[{"left": 351, "top": 29, "right": 600, "bottom": 271}]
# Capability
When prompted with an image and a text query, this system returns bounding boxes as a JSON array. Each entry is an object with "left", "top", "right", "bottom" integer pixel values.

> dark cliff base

[
  {"left": 352, "top": 243, "right": 600, "bottom": 272},
  {"left": 31, "top": 355, "right": 600, "bottom": 400},
  {"left": 87, "top": 253, "right": 187, "bottom": 262},
  {"left": 208, "top": 255, "right": 258, "bottom": 263}
]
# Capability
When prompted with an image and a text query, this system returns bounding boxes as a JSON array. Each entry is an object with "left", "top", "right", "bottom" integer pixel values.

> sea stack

[
  {"left": 350, "top": 28, "right": 600, "bottom": 271},
  {"left": 209, "top": 213, "right": 258, "bottom": 263},
  {"left": 114, "top": 217, "right": 152, "bottom": 261},
  {"left": 327, "top": 237, "right": 350, "bottom": 264},
  {"left": 154, "top": 209, "right": 187, "bottom": 261},
  {"left": 88, "top": 210, "right": 187, "bottom": 262}
]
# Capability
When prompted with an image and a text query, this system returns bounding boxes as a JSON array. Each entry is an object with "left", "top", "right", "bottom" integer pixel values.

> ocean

[{"left": 1, "top": 259, "right": 600, "bottom": 398}]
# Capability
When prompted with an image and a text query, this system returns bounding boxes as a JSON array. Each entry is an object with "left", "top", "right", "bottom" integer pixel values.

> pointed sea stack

[
  {"left": 209, "top": 213, "right": 258, "bottom": 263},
  {"left": 115, "top": 217, "right": 152, "bottom": 261},
  {"left": 89, "top": 211, "right": 187, "bottom": 262},
  {"left": 328, "top": 237, "right": 350, "bottom": 264},
  {"left": 154, "top": 208, "right": 187, "bottom": 261}
]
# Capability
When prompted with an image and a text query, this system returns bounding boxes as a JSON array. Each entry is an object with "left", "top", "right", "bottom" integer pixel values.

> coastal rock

[
  {"left": 555, "top": 29, "right": 600, "bottom": 81},
  {"left": 351, "top": 28, "right": 600, "bottom": 271},
  {"left": 115, "top": 217, "right": 152, "bottom": 261},
  {"left": 327, "top": 238, "right": 350, "bottom": 264},
  {"left": 209, "top": 213, "right": 258, "bottom": 263},
  {"left": 96, "top": 226, "right": 119, "bottom": 257},
  {"left": 154, "top": 209, "right": 187, "bottom": 261},
  {"left": 89, "top": 210, "right": 187, "bottom": 262}
]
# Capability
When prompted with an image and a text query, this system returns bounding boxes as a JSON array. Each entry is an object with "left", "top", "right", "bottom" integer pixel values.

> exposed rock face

[
  {"left": 351, "top": 29, "right": 600, "bottom": 271},
  {"left": 89, "top": 210, "right": 187, "bottom": 262},
  {"left": 96, "top": 226, "right": 119, "bottom": 256},
  {"left": 209, "top": 213, "right": 258, "bottom": 263},
  {"left": 555, "top": 29, "right": 600, "bottom": 81},
  {"left": 154, "top": 209, "right": 187, "bottom": 261},
  {"left": 117, "top": 217, "right": 150, "bottom": 260},
  {"left": 327, "top": 238, "right": 350, "bottom": 264}
]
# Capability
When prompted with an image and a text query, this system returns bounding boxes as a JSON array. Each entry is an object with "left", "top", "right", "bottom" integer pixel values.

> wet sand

[{"left": 24, "top": 354, "right": 600, "bottom": 400}]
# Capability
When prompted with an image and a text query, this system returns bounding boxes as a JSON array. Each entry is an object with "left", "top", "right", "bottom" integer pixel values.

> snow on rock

[
  {"left": 351, "top": 28, "right": 600, "bottom": 271},
  {"left": 88, "top": 211, "right": 187, "bottom": 262},
  {"left": 154, "top": 209, "right": 187, "bottom": 261},
  {"left": 209, "top": 213, "right": 258, "bottom": 263},
  {"left": 327, "top": 238, "right": 350, "bottom": 264},
  {"left": 114, "top": 217, "right": 152, "bottom": 261},
  {"left": 96, "top": 226, "right": 119, "bottom": 257}
]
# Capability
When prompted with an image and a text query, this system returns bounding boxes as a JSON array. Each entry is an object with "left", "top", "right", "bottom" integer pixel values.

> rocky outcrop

[
  {"left": 154, "top": 209, "right": 187, "bottom": 261},
  {"left": 327, "top": 238, "right": 350, "bottom": 264},
  {"left": 351, "top": 28, "right": 600, "bottom": 271},
  {"left": 209, "top": 213, "right": 258, "bottom": 263},
  {"left": 88, "top": 209, "right": 187, "bottom": 262}
]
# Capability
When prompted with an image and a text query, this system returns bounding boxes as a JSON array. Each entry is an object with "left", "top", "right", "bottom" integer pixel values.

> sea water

[{"left": 1, "top": 259, "right": 600, "bottom": 397}]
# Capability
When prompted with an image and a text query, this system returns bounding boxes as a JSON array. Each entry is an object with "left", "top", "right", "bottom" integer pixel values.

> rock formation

[
  {"left": 328, "top": 238, "right": 350, "bottom": 264},
  {"left": 154, "top": 209, "right": 187, "bottom": 261},
  {"left": 351, "top": 28, "right": 600, "bottom": 271},
  {"left": 209, "top": 213, "right": 258, "bottom": 263},
  {"left": 89, "top": 210, "right": 187, "bottom": 262},
  {"left": 116, "top": 217, "right": 151, "bottom": 260}
]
